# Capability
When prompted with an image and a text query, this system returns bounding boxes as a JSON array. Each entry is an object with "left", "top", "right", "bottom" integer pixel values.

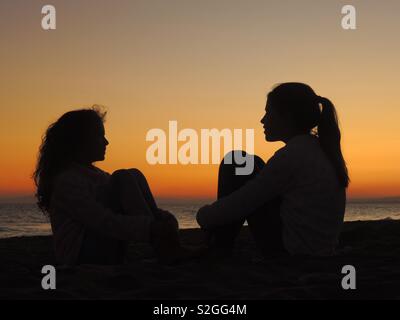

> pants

[
  {"left": 78, "top": 169, "right": 164, "bottom": 265},
  {"left": 208, "top": 151, "right": 287, "bottom": 257}
]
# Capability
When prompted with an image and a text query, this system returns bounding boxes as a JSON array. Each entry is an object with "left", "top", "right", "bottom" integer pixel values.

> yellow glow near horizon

[{"left": 1, "top": 0, "right": 400, "bottom": 199}]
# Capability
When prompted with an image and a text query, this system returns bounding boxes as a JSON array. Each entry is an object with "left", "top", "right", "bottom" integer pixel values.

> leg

[
  {"left": 207, "top": 151, "right": 265, "bottom": 253},
  {"left": 108, "top": 169, "right": 183, "bottom": 264},
  {"left": 78, "top": 231, "right": 122, "bottom": 265},
  {"left": 79, "top": 169, "right": 159, "bottom": 265},
  {"left": 105, "top": 169, "right": 157, "bottom": 218},
  {"left": 247, "top": 198, "right": 287, "bottom": 257},
  {"left": 109, "top": 169, "right": 177, "bottom": 223},
  {"left": 208, "top": 150, "right": 286, "bottom": 257}
]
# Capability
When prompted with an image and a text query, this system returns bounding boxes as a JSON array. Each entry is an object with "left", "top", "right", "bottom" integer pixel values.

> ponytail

[
  {"left": 317, "top": 97, "right": 350, "bottom": 188},
  {"left": 268, "top": 83, "right": 350, "bottom": 188}
]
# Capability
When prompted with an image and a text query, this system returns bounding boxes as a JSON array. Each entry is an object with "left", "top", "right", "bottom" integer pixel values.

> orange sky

[{"left": 1, "top": 0, "right": 399, "bottom": 200}]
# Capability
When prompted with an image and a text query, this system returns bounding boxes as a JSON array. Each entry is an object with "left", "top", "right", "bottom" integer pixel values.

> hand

[
  {"left": 149, "top": 215, "right": 180, "bottom": 253},
  {"left": 155, "top": 208, "right": 179, "bottom": 229}
]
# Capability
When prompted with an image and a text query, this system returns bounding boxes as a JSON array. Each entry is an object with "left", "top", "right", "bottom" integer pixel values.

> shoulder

[
  {"left": 266, "top": 143, "right": 292, "bottom": 167},
  {"left": 286, "top": 134, "right": 318, "bottom": 151},
  {"left": 280, "top": 134, "right": 321, "bottom": 162},
  {"left": 91, "top": 165, "right": 110, "bottom": 177},
  {"left": 264, "top": 135, "right": 318, "bottom": 170},
  {"left": 259, "top": 145, "right": 293, "bottom": 179},
  {"left": 55, "top": 165, "right": 110, "bottom": 185},
  {"left": 53, "top": 167, "right": 89, "bottom": 191}
]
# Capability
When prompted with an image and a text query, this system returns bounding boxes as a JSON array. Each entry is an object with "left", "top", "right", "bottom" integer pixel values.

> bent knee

[
  {"left": 111, "top": 169, "right": 144, "bottom": 185},
  {"left": 111, "top": 169, "right": 129, "bottom": 180},
  {"left": 125, "top": 168, "right": 145, "bottom": 180},
  {"left": 112, "top": 169, "right": 127, "bottom": 175},
  {"left": 112, "top": 168, "right": 142, "bottom": 178},
  {"left": 220, "top": 150, "right": 247, "bottom": 167},
  {"left": 220, "top": 151, "right": 263, "bottom": 168}
]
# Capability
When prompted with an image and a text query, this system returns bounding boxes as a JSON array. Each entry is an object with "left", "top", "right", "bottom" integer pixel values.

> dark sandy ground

[{"left": 1, "top": 220, "right": 400, "bottom": 299}]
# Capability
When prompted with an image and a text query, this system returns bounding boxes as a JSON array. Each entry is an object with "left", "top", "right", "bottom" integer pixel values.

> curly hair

[{"left": 33, "top": 106, "right": 107, "bottom": 216}]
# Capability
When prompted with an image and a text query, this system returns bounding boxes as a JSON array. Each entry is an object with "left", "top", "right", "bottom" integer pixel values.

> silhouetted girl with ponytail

[{"left": 197, "top": 83, "right": 349, "bottom": 257}]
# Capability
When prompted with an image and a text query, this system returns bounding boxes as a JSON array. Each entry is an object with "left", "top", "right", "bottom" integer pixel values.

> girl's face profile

[
  {"left": 80, "top": 122, "right": 109, "bottom": 163},
  {"left": 261, "top": 97, "right": 299, "bottom": 143},
  {"left": 261, "top": 100, "right": 286, "bottom": 142}
]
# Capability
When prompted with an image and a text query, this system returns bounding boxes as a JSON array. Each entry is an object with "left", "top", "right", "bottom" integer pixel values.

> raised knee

[
  {"left": 125, "top": 168, "right": 144, "bottom": 179},
  {"left": 220, "top": 150, "right": 248, "bottom": 168},
  {"left": 112, "top": 169, "right": 128, "bottom": 178},
  {"left": 112, "top": 168, "right": 142, "bottom": 178},
  {"left": 111, "top": 169, "right": 141, "bottom": 185},
  {"left": 220, "top": 151, "right": 264, "bottom": 167}
]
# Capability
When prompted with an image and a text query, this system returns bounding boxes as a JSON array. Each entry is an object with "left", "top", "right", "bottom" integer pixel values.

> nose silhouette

[{"left": 261, "top": 114, "right": 266, "bottom": 124}]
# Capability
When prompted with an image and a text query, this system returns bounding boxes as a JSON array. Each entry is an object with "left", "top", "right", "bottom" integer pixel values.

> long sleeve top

[
  {"left": 197, "top": 134, "right": 346, "bottom": 256},
  {"left": 49, "top": 163, "right": 153, "bottom": 265}
]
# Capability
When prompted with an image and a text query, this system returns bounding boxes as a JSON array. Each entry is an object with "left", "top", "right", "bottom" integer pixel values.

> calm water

[{"left": 1, "top": 199, "right": 400, "bottom": 239}]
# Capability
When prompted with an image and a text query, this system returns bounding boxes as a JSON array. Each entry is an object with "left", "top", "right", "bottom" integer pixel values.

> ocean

[{"left": 1, "top": 198, "right": 400, "bottom": 239}]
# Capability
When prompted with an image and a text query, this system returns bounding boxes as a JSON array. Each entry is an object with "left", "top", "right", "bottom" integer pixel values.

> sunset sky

[{"left": 1, "top": 0, "right": 399, "bottom": 200}]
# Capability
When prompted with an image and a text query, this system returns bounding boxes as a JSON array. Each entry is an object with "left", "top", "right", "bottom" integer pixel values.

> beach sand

[{"left": 1, "top": 220, "right": 400, "bottom": 300}]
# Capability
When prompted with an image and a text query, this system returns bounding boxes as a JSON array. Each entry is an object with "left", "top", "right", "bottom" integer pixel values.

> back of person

[
  {"left": 279, "top": 134, "right": 346, "bottom": 255},
  {"left": 49, "top": 163, "right": 112, "bottom": 265}
]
